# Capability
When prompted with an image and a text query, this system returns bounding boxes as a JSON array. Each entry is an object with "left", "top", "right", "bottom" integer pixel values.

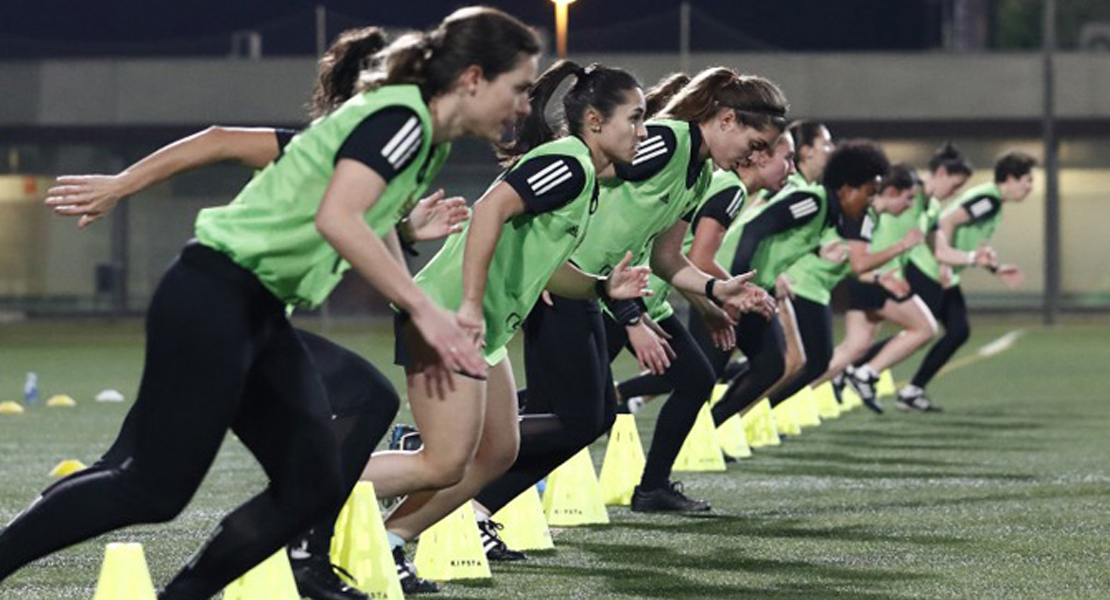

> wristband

[
  {"left": 605, "top": 297, "right": 642, "bottom": 327},
  {"left": 397, "top": 221, "right": 419, "bottom": 257},
  {"left": 594, "top": 277, "right": 611, "bottom": 301},
  {"left": 705, "top": 278, "right": 723, "bottom": 307}
]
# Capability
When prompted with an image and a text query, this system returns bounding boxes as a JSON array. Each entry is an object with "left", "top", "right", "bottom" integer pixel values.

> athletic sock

[
  {"left": 899, "top": 384, "right": 923, "bottom": 398},
  {"left": 472, "top": 502, "right": 490, "bottom": 522},
  {"left": 386, "top": 531, "right": 406, "bottom": 551}
]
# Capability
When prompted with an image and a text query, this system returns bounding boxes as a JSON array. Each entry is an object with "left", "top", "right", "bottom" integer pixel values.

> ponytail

[
  {"left": 644, "top": 72, "right": 690, "bottom": 119},
  {"left": 308, "top": 26, "right": 387, "bottom": 119},
  {"left": 658, "top": 67, "right": 788, "bottom": 133},
  {"left": 928, "top": 141, "right": 973, "bottom": 177}
]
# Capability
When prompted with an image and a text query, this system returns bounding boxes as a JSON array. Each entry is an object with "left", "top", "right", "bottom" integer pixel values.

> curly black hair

[{"left": 823, "top": 139, "right": 890, "bottom": 191}]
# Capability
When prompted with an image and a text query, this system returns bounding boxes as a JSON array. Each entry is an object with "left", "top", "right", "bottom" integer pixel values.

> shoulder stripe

[
  {"left": 530, "top": 162, "right": 571, "bottom": 194},
  {"left": 534, "top": 169, "right": 574, "bottom": 196},
  {"left": 789, "top": 198, "right": 819, "bottom": 219},
  {"left": 386, "top": 125, "right": 422, "bottom": 168},
  {"left": 968, "top": 197, "right": 995, "bottom": 218},
  {"left": 726, "top": 188, "right": 746, "bottom": 217},
  {"left": 526, "top": 160, "right": 567, "bottom": 186},
  {"left": 861, "top": 215, "right": 875, "bottom": 239},
  {"left": 381, "top": 116, "right": 420, "bottom": 159},
  {"left": 632, "top": 146, "right": 669, "bottom": 166}
]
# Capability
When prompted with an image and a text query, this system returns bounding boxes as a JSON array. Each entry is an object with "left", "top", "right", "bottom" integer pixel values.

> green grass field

[{"left": 1, "top": 316, "right": 1109, "bottom": 599}]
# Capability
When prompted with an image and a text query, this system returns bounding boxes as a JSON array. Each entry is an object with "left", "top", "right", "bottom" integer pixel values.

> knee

[
  {"left": 420, "top": 451, "right": 471, "bottom": 489},
  {"left": 759, "top": 352, "right": 787, "bottom": 386},
  {"left": 478, "top": 432, "right": 519, "bottom": 477},
  {"left": 123, "top": 476, "right": 195, "bottom": 524}
]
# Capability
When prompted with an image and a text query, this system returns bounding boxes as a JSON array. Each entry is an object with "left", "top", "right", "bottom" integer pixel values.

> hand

[
  {"left": 974, "top": 243, "right": 998, "bottom": 269},
  {"left": 44, "top": 174, "right": 130, "bottom": 229},
  {"left": 409, "top": 302, "right": 487, "bottom": 388},
  {"left": 878, "top": 271, "right": 910, "bottom": 298},
  {"left": 605, "top": 251, "right": 652, "bottom": 300},
  {"left": 939, "top": 264, "right": 953, "bottom": 288},
  {"left": 996, "top": 264, "right": 1024, "bottom": 290},
  {"left": 404, "top": 189, "right": 470, "bottom": 242},
  {"left": 456, "top": 300, "right": 486, "bottom": 348},
  {"left": 626, "top": 319, "right": 675, "bottom": 375},
  {"left": 540, "top": 290, "right": 555, "bottom": 307},
  {"left": 773, "top": 273, "right": 794, "bottom": 301},
  {"left": 819, "top": 240, "right": 849, "bottom": 264},
  {"left": 899, "top": 228, "right": 924, "bottom": 251},
  {"left": 696, "top": 301, "right": 737, "bottom": 350}
]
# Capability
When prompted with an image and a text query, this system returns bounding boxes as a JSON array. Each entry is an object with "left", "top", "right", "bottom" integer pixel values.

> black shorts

[
  {"left": 392, "top": 310, "right": 486, "bottom": 380},
  {"left": 847, "top": 277, "right": 899, "bottom": 311}
]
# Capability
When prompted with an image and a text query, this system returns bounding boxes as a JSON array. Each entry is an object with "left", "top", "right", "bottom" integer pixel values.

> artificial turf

[{"left": 1, "top": 316, "right": 1108, "bottom": 599}]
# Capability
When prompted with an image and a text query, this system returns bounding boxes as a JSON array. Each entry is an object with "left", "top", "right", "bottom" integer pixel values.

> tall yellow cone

[
  {"left": 331, "top": 481, "right": 403, "bottom": 599},
  {"left": 414, "top": 502, "right": 491, "bottom": 582},
  {"left": 709, "top": 383, "right": 728, "bottom": 407},
  {"left": 795, "top": 388, "right": 822, "bottom": 428},
  {"left": 0, "top": 401, "right": 24, "bottom": 415},
  {"left": 598, "top": 413, "right": 646, "bottom": 505},
  {"left": 543, "top": 448, "right": 609, "bottom": 526},
  {"left": 673, "top": 403, "right": 727, "bottom": 472},
  {"left": 491, "top": 490, "right": 554, "bottom": 551},
  {"left": 771, "top": 399, "right": 801, "bottom": 437},
  {"left": 741, "top": 399, "right": 781, "bottom": 448},
  {"left": 812, "top": 382, "right": 843, "bottom": 419},
  {"left": 223, "top": 550, "right": 300, "bottom": 600},
  {"left": 92, "top": 543, "right": 156, "bottom": 600},
  {"left": 877, "top": 369, "right": 897, "bottom": 397},
  {"left": 49, "top": 459, "right": 87, "bottom": 477},
  {"left": 717, "top": 413, "right": 752, "bottom": 459}
]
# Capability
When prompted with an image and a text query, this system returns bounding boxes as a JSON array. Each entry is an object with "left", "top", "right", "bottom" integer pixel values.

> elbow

[
  {"left": 315, "top": 208, "right": 341, "bottom": 244},
  {"left": 849, "top": 257, "right": 868, "bottom": 275}
]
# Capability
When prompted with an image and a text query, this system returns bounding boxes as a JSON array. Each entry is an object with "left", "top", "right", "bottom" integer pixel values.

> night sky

[{"left": 0, "top": 0, "right": 940, "bottom": 58}]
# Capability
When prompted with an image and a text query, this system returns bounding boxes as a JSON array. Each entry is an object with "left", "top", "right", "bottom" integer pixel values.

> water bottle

[{"left": 24, "top": 372, "right": 40, "bottom": 404}]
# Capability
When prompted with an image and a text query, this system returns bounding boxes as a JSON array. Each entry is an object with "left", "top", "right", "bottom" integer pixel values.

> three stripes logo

[
  {"left": 726, "top": 188, "right": 746, "bottom": 218},
  {"left": 861, "top": 215, "right": 875, "bottom": 240},
  {"left": 788, "top": 198, "right": 819, "bottom": 220},
  {"left": 528, "top": 160, "right": 573, "bottom": 196},
  {"left": 632, "top": 134, "right": 668, "bottom": 166},
  {"left": 381, "top": 116, "right": 422, "bottom": 171},
  {"left": 968, "top": 198, "right": 995, "bottom": 219}
]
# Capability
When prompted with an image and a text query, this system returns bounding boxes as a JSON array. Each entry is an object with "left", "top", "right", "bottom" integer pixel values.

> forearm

[
  {"left": 848, "top": 241, "right": 906, "bottom": 274},
  {"left": 653, "top": 250, "right": 714, "bottom": 296},
  {"left": 933, "top": 229, "right": 975, "bottom": 267},
  {"left": 119, "top": 126, "right": 277, "bottom": 193},
  {"left": 382, "top": 229, "right": 410, "bottom": 270},
  {"left": 460, "top": 200, "right": 512, "bottom": 307},
  {"left": 317, "top": 215, "right": 430, "bottom": 315}
]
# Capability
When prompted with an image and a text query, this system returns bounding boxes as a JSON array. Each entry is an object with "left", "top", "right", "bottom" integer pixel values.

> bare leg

[
  {"left": 812, "top": 309, "right": 882, "bottom": 388},
  {"left": 859, "top": 295, "right": 938, "bottom": 373},
  {"left": 762, "top": 297, "right": 806, "bottom": 402},
  {"left": 384, "top": 359, "right": 520, "bottom": 541}
]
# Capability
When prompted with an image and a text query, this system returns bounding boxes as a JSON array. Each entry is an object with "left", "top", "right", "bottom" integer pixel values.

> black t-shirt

[
  {"left": 502, "top": 154, "right": 588, "bottom": 215},
  {"left": 690, "top": 184, "right": 745, "bottom": 229},
  {"left": 334, "top": 107, "right": 424, "bottom": 182},
  {"left": 838, "top": 208, "right": 875, "bottom": 242}
]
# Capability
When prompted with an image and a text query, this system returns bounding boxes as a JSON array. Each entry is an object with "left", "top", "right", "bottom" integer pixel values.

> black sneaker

[
  {"left": 831, "top": 372, "right": 847, "bottom": 404},
  {"left": 290, "top": 553, "right": 369, "bottom": 600},
  {"left": 393, "top": 547, "right": 439, "bottom": 594},
  {"left": 896, "top": 391, "right": 943, "bottom": 413},
  {"left": 630, "top": 482, "right": 711, "bottom": 512},
  {"left": 847, "top": 368, "right": 883, "bottom": 414},
  {"left": 389, "top": 423, "right": 423, "bottom": 451},
  {"left": 477, "top": 519, "right": 527, "bottom": 561}
]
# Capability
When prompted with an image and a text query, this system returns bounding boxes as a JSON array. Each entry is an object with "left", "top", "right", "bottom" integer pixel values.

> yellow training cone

[
  {"left": 877, "top": 369, "right": 897, "bottom": 398},
  {"left": 49, "top": 459, "right": 87, "bottom": 477},
  {"left": 490, "top": 490, "right": 554, "bottom": 551},
  {"left": 598, "top": 414, "right": 646, "bottom": 505},
  {"left": 771, "top": 399, "right": 802, "bottom": 437},
  {"left": 543, "top": 448, "right": 609, "bottom": 526},
  {"left": 47, "top": 394, "right": 77, "bottom": 407},
  {"left": 812, "top": 382, "right": 842, "bottom": 419},
  {"left": 92, "top": 542, "right": 157, "bottom": 600},
  {"left": 673, "top": 403, "right": 727, "bottom": 472},
  {"left": 0, "top": 401, "right": 24, "bottom": 415},
  {"left": 414, "top": 502, "right": 491, "bottom": 582},
  {"left": 331, "top": 481, "right": 403, "bottom": 599},
  {"left": 709, "top": 383, "right": 728, "bottom": 407},
  {"left": 741, "top": 399, "right": 781, "bottom": 448},
  {"left": 717, "top": 412, "right": 752, "bottom": 459},
  {"left": 794, "top": 387, "right": 822, "bottom": 428},
  {"left": 223, "top": 550, "right": 299, "bottom": 600}
]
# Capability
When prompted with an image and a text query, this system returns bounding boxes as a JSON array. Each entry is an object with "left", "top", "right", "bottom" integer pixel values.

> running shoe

[
  {"left": 847, "top": 367, "right": 884, "bottom": 414},
  {"left": 477, "top": 519, "right": 527, "bottom": 561},
  {"left": 630, "top": 481, "right": 711, "bottom": 512},
  {"left": 896, "top": 390, "right": 943, "bottom": 413},
  {"left": 393, "top": 547, "right": 439, "bottom": 594},
  {"left": 831, "top": 372, "right": 847, "bottom": 404},
  {"left": 290, "top": 553, "right": 369, "bottom": 600}
]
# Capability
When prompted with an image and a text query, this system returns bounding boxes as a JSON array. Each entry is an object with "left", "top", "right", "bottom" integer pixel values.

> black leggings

[
  {"left": 904, "top": 263, "right": 970, "bottom": 388},
  {"left": 768, "top": 296, "right": 833, "bottom": 405},
  {"left": 711, "top": 310, "right": 786, "bottom": 426},
  {"left": 475, "top": 295, "right": 616, "bottom": 514},
  {"left": 603, "top": 313, "right": 715, "bottom": 490},
  {"left": 615, "top": 310, "right": 747, "bottom": 399},
  {"left": 0, "top": 245, "right": 394, "bottom": 599}
]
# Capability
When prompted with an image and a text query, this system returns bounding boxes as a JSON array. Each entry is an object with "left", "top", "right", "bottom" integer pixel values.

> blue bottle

[{"left": 23, "top": 372, "right": 40, "bottom": 404}]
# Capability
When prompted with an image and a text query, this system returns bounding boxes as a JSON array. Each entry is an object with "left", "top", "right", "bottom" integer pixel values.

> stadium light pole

[
  {"left": 551, "top": 0, "right": 578, "bottom": 58},
  {"left": 1043, "top": 0, "right": 1060, "bottom": 325}
]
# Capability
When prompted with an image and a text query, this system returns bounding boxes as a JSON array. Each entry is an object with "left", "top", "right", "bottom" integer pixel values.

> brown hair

[
  {"left": 308, "top": 26, "right": 387, "bottom": 119},
  {"left": 360, "top": 6, "right": 541, "bottom": 101},
  {"left": 657, "top": 67, "right": 788, "bottom": 133},
  {"left": 644, "top": 72, "right": 690, "bottom": 119}
]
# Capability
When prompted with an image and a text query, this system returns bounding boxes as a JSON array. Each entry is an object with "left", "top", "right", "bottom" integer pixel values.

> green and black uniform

[
  {"left": 0, "top": 85, "right": 445, "bottom": 600},
  {"left": 904, "top": 182, "right": 1004, "bottom": 388},
  {"left": 712, "top": 180, "right": 861, "bottom": 423},
  {"left": 476, "top": 120, "right": 718, "bottom": 514}
]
